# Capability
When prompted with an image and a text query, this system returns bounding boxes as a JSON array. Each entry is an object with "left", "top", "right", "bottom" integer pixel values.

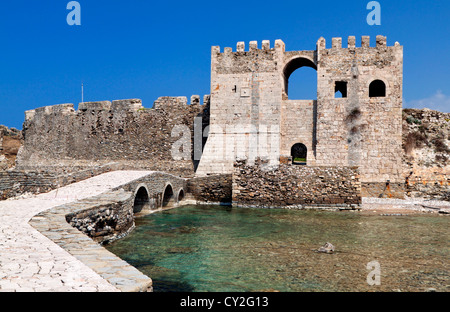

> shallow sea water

[{"left": 106, "top": 205, "right": 449, "bottom": 292}]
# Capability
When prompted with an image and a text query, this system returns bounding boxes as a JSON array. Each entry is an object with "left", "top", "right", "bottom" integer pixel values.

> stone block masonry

[
  {"left": 187, "top": 174, "right": 232, "bottom": 205},
  {"left": 0, "top": 125, "right": 22, "bottom": 170},
  {"left": 10, "top": 36, "right": 436, "bottom": 202},
  {"left": 232, "top": 159, "right": 361, "bottom": 210},
  {"left": 64, "top": 190, "right": 136, "bottom": 245},
  {"left": 61, "top": 171, "right": 187, "bottom": 244},
  {"left": 16, "top": 96, "right": 210, "bottom": 178},
  {"left": 0, "top": 162, "right": 121, "bottom": 200},
  {"left": 402, "top": 108, "right": 450, "bottom": 201},
  {"left": 196, "top": 36, "right": 404, "bottom": 200}
]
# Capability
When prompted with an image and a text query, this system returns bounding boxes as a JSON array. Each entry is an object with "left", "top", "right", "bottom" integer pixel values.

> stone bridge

[{"left": 0, "top": 170, "right": 187, "bottom": 292}]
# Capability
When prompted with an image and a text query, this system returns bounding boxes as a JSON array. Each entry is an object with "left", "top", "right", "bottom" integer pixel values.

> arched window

[
  {"left": 291, "top": 143, "right": 307, "bottom": 165},
  {"left": 369, "top": 80, "right": 386, "bottom": 97},
  {"left": 283, "top": 57, "right": 317, "bottom": 100}
]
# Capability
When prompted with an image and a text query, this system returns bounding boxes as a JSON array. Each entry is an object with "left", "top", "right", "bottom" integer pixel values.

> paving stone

[{"left": 0, "top": 171, "right": 157, "bottom": 292}]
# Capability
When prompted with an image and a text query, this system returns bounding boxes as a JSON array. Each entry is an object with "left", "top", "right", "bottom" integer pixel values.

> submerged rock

[
  {"left": 166, "top": 247, "right": 197, "bottom": 254},
  {"left": 317, "top": 242, "right": 335, "bottom": 254}
]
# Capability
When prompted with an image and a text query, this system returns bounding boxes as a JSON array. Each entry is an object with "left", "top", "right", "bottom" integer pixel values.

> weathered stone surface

[
  {"left": 402, "top": 108, "right": 450, "bottom": 200},
  {"left": 16, "top": 97, "right": 210, "bottom": 178},
  {"left": 0, "top": 125, "right": 22, "bottom": 170},
  {"left": 232, "top": 158, "right": 361, "bottom": 209},
  {"left": 196, "top": 37, "right": 404, "bottom": 201},
  {"left": 0, "top": 171, "right": 159, "bottom": 292},
  {"left": 1, "top": 37, "right": 447, "bottom": 204},
  {"left": 317, "top": 243, "right": 335, "bottom": 254},
  {"left": 187, "top": 174, "right": 232, "bottom": 204}
]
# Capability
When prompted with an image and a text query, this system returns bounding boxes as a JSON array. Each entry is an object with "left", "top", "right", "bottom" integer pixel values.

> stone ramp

[{"left": 0, "top": 171, "right": 154, "bottom": 292}]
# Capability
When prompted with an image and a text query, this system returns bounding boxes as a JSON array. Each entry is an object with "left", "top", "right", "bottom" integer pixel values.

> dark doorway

[{"left": 291, "top": 143, "right": 307, "bottom": 165}]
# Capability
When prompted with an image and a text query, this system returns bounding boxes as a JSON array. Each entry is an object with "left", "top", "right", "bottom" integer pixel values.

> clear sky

[{"left": 0, "top": 0, "right": 449, "bottom": 129}]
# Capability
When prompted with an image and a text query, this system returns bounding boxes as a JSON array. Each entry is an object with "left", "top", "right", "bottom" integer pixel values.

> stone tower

[{"left": 196, "top": 36, "right": 404, "bottom": 197}]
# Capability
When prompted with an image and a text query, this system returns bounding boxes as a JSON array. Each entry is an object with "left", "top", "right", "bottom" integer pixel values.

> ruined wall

[
  {"left": 187, "top": 174, "right": 232, "bottom": 204},
  {"left": 232, "top": 159, "right": 361, "bottom": 209},
  {"left": 16, "top": 97, "right": 210, "bottom": 177},
  {"left": 403, "top": 108, "right": 450, "bottom": 200},
  {"left": 0, "top": 125, "right": 22, "bottom": 170}
]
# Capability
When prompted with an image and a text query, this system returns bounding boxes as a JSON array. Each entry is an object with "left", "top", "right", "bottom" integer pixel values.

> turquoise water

[{"left": 106, "top": 205, "right": 449, "bottom": 292}]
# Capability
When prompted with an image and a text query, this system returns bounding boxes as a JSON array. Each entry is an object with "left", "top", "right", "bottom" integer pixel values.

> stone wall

[
  {"left": 0, "top": 125, "right": 22, "bottom": 170},
  {"left": 65, "top": 190, "right": 135, "bottom": 244},
  {"left": 196, "top": 37, "right": 404, "bottom": 201},
  {"left": 361, "top": 182, "right": 405, "bottom": 199},
  {"left": 0, "top": 163, "right": 121, "bottom": 200},
  {"left": 232, "top": 159, "right": 361, "bottom": 210},
  {"left": 315, "top": 36, "right": 404, "bottom": 187},
  {"left": 0, "top": 170, "right": 56, "bottom": 200},
  {"left": 196, "top": 41, "right": 284, "bottom": 176},
  {"left": 187, "top": 174, "right": 232, "bottom": 204},
  {"left": 16, "top": 97, "right": 210, "bottom": 177},
  {"left": 402, "top": 108, "right": 450, "bottom": 200},
  {"left": 280, "top": 100, "right": 316, "bottom": 164}
]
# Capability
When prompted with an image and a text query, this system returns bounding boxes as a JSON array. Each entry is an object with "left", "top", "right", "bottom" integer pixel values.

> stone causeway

[{"left": 0, "top": 171, "right": 173, "bottom": 292}]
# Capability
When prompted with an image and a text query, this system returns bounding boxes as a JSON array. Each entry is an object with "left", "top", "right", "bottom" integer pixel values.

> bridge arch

[
  {"left": 133, "top": 185, "right": 150, "bottom": 214},
  {"left": 162, "top": 183, "right": 175, "bottom": 207},
  {"left": 177, "top": 189, "right": 185, "bottom": 203}
]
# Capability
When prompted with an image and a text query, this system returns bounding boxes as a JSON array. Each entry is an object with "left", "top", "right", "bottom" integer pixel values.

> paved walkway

[{"left": 0, "top": 171, "right": 153, "bottom": 292}]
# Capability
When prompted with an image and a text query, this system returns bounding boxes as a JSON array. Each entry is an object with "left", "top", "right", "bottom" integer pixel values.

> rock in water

[{"left": 318, "top": 242, "right": 335, "bottom": 254}]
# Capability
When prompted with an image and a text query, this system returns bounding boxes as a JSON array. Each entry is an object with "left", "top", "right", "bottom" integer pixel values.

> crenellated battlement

[
  {"left": 15, "top": 36, "right": 406, "bottom": 200},
  {"left": 25, "top": 103, "right": 75, "bottom": 121},
  {"left": 24, "top": 95, "right": 212, "bottom": 123},
  {"left": 152, "top": 95, "right": 210, "bottom": 110},
  {"left": 317, "top": 35, "right": 399, "bottom": 50},
  {"left": 212, "top": 36, "right": 399, "bottom": 56},
  {"left": 79, "top": 99, "right": 144, "bottom": 112},
  {"left": 78, "top": 101, "right": 112, "bottom": 111},
  {"left": 212, "top": 39, "right": 287, "bottom": 54}
]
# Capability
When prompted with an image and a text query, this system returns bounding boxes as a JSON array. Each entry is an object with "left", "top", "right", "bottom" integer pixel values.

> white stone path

[{"left": 0, "top": 171, "right": 153, "bottom": 292}]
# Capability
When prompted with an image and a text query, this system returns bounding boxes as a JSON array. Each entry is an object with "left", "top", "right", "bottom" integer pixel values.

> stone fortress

[
  {"left": 0, "top": 36, "right": 449, "bottom": 291},
  {"left": 196, "top": 35, "right": 404, "bottom": 200},
  {"left": 1, "top": 35, "right": 449, "bottom": 209}
]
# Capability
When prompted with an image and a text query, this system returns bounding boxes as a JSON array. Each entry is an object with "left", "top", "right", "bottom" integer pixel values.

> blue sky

[{"left": 0, "top": 0, "right": 449, "bottom": 129}]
